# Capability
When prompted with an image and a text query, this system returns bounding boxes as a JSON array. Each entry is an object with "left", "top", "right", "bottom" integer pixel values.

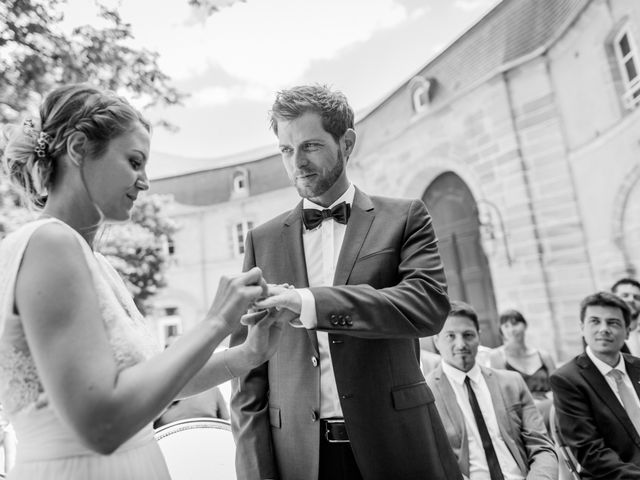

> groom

[{"left": 230, "top": 84, "right": 460, "bottom": 480}]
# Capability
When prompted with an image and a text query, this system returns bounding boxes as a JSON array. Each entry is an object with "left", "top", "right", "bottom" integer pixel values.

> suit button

[
  {"left": 311, "top": 356, "right": 318, "bottom": 367},
  {"left": 345, "top": 315, "right": 353, "bottom": 326},
  {"left": 339, "top": 317, "right": 346, "bottom": 326},
  {"left": 330, "top": 314, "right": 338, "bottom": 326},
  {"left": 311, "top": 410, "right": 319, "bottom": 422}
]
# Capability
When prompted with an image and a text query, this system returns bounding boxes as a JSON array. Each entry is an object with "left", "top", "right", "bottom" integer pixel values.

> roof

[
  {"left": 150, "top": 0, "right": 592, "bottom": 179},
  {"left": 360, "top": 0, "right": 591, "bottom": 120},
  {"left": 147, "top": 143, "right": 278, "bottom": 180}
]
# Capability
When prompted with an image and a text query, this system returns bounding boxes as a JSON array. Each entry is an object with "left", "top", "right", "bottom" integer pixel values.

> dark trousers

[{"left": 319, "top": 420, "right": 363, "bottom": 480}]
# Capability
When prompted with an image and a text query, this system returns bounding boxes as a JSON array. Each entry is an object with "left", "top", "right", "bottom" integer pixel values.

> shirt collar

[
  {"left": 442, "top": 360, "right": 482, "bottom": 386},
  {"left": 303, "top": 183, "right": 355, "bottom": 211},
  {"left": 586, "top": 346, "right": 627, "bottom": 377}
]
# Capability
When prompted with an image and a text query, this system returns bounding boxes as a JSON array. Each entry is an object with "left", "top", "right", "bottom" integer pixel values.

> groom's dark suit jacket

[
  {"left": 230, "top": 188, "right": 460, "bottom": 480},
  {"left": 550, "top": 353, "right": 640, "bottom": 479}
]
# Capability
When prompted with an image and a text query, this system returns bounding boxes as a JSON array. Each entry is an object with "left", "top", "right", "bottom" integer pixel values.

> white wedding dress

[{"left": 0, "top": 218, "right": 171, "bottom": 479}]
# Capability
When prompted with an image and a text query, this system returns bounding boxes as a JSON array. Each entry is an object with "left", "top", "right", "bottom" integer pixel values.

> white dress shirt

[
  {"left": 296, "top": 183, "right": 355, "bottom": 418},
  {"left": 441, "top": 361, "right": 524, "bottom": 480},
  {"left": 586, "top": 346, "right": 640, "bottom": 411}
]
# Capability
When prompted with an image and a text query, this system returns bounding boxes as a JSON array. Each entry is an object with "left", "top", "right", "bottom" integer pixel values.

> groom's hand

[{"left": 254, "top": 285, "right": 302, "bottom": 315}]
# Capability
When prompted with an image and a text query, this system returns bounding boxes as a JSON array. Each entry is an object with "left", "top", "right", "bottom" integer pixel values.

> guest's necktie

[
  {"left": 302, "top": 202, "right": 350, "bottom": 230},
  {"left": 464, "top": 376, "right": 505, "bottom": 480},
  {"left": 609, "top": 369, "right": 640, "bottom": 436}
]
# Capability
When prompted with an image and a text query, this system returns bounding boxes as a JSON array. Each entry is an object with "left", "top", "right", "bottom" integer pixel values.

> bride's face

[{"left": 82, "top": 123, "right": 151, "bottom": 222}]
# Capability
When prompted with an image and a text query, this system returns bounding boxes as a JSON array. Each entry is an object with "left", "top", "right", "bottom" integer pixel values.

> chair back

[
  {"left": 155, "top": 417, "right": 236, "bottom": 480},
  {"left": 549, "top": 404, "right": 582, "bottom": 480}
]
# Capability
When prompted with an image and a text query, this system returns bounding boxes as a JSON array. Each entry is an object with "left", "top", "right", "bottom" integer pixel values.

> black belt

[{"left": 321, "top": 418, "right": 349, "bottom": 443}]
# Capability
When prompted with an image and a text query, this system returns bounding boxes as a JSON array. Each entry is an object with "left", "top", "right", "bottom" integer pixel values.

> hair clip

[
  {"left": 23, "top": 118, "right": 36, "bottom": 135},
  {"left": 34, "top": 131, "right": 52, "bottom": 158}
]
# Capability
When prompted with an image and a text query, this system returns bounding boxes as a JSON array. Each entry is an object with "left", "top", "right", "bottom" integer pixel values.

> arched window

[
  {"left": 409, "top": 76, "right": 436, "bottom": 113},
  {"left": 232, "top": 168, "right": 249, "bottom": 197}
]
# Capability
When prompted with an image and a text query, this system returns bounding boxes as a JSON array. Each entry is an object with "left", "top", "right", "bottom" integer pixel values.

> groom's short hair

[{"left": 269, "top": 84, "right": 354, "bottom": 143}]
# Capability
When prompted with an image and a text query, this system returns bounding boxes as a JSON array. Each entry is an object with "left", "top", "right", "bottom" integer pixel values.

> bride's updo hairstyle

[{"left": 1, "top": 84, "right": 150, "bottom": 208}]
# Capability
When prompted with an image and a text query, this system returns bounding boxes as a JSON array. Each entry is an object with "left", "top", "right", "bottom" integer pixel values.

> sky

[{"left": 62, "top": 0, "right": 500, "bottom": 177}]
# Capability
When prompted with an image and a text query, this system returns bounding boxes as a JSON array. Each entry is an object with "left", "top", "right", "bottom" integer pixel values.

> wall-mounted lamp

[{"left": 476, "top": 199, "right": 513, "bottom": 266}]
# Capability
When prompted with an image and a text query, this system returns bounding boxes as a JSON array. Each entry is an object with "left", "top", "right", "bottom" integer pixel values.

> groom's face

[{"left": 276, "top": 111, "right": 349, "bottom": 207}]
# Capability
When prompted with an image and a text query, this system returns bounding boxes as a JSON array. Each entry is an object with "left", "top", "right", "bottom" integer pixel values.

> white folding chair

[
  {"left": 549, "top": 405, "right": 582, "bottom": 480},
  {"left": 155, "top": 417, "right": 236, "bottom": 480}
]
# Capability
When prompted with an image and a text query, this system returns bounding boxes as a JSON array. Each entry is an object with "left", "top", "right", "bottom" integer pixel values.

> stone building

[{"left": 150, "top": 0, "right": 640, "bottom": 361}]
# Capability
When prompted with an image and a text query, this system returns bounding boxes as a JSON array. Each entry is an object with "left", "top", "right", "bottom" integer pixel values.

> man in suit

[
  {"left": 550, "top": 291, "right": 640, "bottom": 479},
  {"left": 426, "top": 301, "right": 558, "bottom": 480},
  {"left": 230, "top": 84, "right": 461, "bottom": 480},
  {"left": 612, "top": 278, "right": 640, "bottom": 356}
]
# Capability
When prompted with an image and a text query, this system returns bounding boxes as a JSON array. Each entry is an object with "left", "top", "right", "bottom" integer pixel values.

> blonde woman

[{"left": 0, "top": 84, "right": 289, "bottom": 479}]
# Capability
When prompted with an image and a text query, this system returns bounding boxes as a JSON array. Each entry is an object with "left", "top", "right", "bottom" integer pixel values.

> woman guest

[
  {"left": 0, "top": 84, "right": 290, "bottom": 479},
  {"left": 489, "top": 309, "right": 556, "bottom": 430}
]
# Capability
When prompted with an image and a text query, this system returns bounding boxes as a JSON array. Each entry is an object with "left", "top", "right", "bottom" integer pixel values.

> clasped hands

[
  {"left": 237, "top": 282, "right": 305, "bottom": 366},
  {"left": 240, "top": 283, "right": 302, "bottom": 326}
]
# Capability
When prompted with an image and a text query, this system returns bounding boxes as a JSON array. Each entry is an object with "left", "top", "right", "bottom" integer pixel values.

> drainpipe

[{"left": 502, "top": 71, "right": 563, "bottom": 360}]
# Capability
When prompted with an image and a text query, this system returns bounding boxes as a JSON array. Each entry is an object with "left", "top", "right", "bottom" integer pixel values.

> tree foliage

[
  {"left": 97, "top": 194, "right": 179, "bottom": 315},
  {"left": 0, "top": 0, "right": 193, "bottom": 310},
  {"left": 0, "top": 0, "right": 186, "bottom": 124}
]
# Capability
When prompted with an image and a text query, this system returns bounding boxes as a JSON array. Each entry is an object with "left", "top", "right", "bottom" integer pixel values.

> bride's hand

[{"left": 241, "top": 307, "right": 297, "bottom": 365}]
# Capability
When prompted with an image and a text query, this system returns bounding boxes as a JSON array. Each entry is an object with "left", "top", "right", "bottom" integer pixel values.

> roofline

[
  {"left": 357, "top": 0, "right": 592, "bottom": 124},
  {"left": 151, "top": 146, "right": 280, "bottom": 181},
  {"left": 150, "top": 143, "right": 279, "bottom": 180}
]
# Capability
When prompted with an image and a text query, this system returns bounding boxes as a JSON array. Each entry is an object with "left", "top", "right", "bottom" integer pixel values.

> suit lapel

[
  {"left": 624, "top": 356, "right": 640, "bottom": 446},
  {"left": 333, "top": 188, "right": 374, "bottom": 286},
  {"left": 482, "top": 368, "right": 527, "bottom": 474},
  {"left": 578, "top": 354, "right": 640, "bottom": 443},
  {"left": 435, "top": 368, "right": 466, "bottom": 433},
  {"left": 432, "top": 366, "right": 469, "bottom": 475},
  {"left": 626, "top": 356, "right": 640, "bottom": 399},
  {"left": 282, "top": 203, "right": 318, "bottom": 354}
]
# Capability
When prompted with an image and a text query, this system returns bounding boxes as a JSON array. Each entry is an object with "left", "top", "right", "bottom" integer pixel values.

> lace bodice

[{"left": 0, "top": 219, "right": 160, "bottom": 417}]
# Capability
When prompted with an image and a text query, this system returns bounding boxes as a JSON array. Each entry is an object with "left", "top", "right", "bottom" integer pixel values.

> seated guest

[
  {"left": 489, "top": 309, "right": 555, "bottom": 430},
  {"left": 426, "top": 301, "right": 558, "bottom": 480},
  {"left": 612, "top": 278, "right": 640, "bottom": 356},
  {"left": 421, "top": 336, "right": 493, "bottom": 376},
  {"left": 550, "top": 292, "right": 640, "bottom": 479}
]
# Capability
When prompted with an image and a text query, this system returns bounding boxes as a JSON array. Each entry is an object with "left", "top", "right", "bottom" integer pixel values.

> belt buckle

[{"left": 324, "top": 419, "right": 349, "bottom": 444}]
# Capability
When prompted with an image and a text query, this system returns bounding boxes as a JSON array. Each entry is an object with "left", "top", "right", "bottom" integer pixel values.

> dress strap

[{"left": 0, "top": 219, "right": 61, "bottom": 337}]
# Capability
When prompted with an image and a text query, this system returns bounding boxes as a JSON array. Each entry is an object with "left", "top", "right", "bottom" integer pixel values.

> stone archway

[{"left": 423, "top": 172, "right": 500, "bottom": 346}]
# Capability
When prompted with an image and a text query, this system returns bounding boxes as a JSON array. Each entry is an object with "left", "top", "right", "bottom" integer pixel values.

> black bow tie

[{"left": 302, "top": 202, "right": 351, "bottom": 230}]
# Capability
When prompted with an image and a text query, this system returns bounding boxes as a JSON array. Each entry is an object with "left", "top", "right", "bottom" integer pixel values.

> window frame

[
  {"left": 233, "top": 220, "right": 254, "bottom": 256},
  {"left": 157, "top": 312, "right": 183, "bottom": 347},
  {"left": 614, "top": 24, "right": 640, "bottom": 110}
]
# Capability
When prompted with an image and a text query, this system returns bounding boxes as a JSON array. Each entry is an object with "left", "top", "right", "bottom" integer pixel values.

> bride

[{"left": 0, "top": 83, "right": 290, "bottom": 479}]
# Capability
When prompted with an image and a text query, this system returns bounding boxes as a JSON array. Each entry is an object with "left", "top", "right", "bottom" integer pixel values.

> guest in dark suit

[
  {"left": 550, "top": 291, "right": 640, "bottom": 479},
  {"left": 230, "top": 84, "right": 460, "bottom": 480},
  {"left": 426, "top": 301, "right": 558, "bottom": 480}
]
